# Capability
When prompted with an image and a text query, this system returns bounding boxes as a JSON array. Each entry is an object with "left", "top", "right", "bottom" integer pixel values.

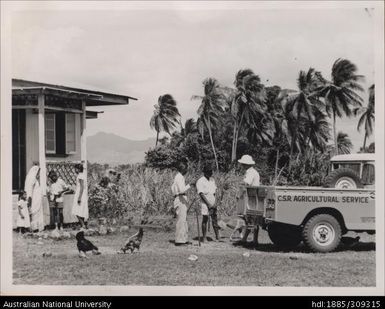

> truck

[{"left": 237, "top": 153, "right": 375, "bottom": 253}]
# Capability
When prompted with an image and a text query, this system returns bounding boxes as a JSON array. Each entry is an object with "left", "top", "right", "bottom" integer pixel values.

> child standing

[
  {"left": 48, "top": 171, "right": 70, "bottom": 231},
  {"left": 16, "top": 191, "right": 30, "bottom": 234}
]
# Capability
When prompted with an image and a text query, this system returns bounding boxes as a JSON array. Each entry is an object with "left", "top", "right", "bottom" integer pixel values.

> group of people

[
  {"left": 171, "top": 154, "right": 260, "bottom": 246},
  {"left": 16, "top": 162, "right": 89, "bottom": 234},
  {"left": 17, "top": 154, "right": 261, "bottom": 248}
]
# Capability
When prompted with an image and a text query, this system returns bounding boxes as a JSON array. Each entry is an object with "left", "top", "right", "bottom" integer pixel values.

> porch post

[
  {"left": 37, "top": 93, "right": 47, "bottom": 195},
  {"left": 81, "top": 100, "right": 87, "bottom": 182}
]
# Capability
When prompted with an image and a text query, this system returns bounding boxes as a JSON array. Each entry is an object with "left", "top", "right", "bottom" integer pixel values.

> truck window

[
  {"left": 335, "top": 163, "right": 361, "bottom": 174},
  {"left": 362, "top": 163, "right": 375, "bottom": 185}
]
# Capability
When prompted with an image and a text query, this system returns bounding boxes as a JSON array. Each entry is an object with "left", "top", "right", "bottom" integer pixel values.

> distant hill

[{"left": 87, "top": 132, "right": 155, "bottom": 165}]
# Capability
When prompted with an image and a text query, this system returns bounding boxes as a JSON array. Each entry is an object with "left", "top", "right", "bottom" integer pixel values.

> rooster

[
  {"left": 119, "top": 227, "right": 144, "bottom": 254},
  {"left": 76, "top": 231, "right": 101, "bottom": 258}
]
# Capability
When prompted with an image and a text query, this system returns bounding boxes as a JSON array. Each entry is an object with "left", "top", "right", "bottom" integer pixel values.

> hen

[
  {"left": 76, "top": 231, "right": 101, "bottom": 258},
  {"left": 119, "top": 228, "right": 144, "bottom": 253}
]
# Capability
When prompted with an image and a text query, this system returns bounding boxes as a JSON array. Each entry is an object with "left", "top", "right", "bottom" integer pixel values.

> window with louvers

[
  {"left": 66, "top": 113, "right": 76, "bottom": 153},
  {"left": 45, "top": 113, "right": 56, "bottom": 153},
  {"left": 45, "top": 112, "right": 77, "bottom": 155}
]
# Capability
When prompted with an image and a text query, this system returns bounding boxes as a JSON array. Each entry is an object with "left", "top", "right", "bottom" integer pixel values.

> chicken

[
  {"left": 76, "top": 231, "right": 101, "bottom": 258},
  {"left": 119, "top": 228, "right": 144, "bottom": 253}
]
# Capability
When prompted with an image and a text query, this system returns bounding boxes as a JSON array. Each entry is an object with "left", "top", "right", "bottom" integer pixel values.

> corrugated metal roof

[{"left": 12, "top": 79, "right": 137, "bottom": 106}]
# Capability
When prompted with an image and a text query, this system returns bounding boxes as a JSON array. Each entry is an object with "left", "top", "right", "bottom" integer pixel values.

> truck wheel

[
  {"left": 303, "top": 214, "right": 341, "bottom": 253},
  {"left": 268, "top": 223, "right": 302, "bottom": 249},
  {"left": 323, "top": 168, "right": 363, "bottom": 189}
]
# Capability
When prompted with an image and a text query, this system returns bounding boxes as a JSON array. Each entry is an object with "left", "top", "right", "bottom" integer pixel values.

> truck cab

[{"left": 326, "top": 153, "right": 375, "bottom": 189}]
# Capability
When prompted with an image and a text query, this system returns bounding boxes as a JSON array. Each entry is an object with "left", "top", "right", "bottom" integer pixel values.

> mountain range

[{"left": 87, "top": 132, "right": 156, "bottom": 165}]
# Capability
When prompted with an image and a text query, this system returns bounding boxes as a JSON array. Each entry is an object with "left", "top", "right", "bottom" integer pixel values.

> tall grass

[{"left": 88, "top": 164, "right": 243, "bottom": 219}]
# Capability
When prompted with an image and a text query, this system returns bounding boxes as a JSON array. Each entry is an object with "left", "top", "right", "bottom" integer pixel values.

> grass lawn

[{"left": 13, "top": 216, "right": 375, "bottom": 286}]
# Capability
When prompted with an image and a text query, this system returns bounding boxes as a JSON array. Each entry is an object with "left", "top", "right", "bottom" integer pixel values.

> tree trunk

[
  {"left": 207, "top": 118, "right": 219, "bottom": 171},
  {"left": 231, "top": 121, "right": 237, "bottom": 162},
  {"left": 333, "top": 110, "right": 338, "bottom": 155},
  {"left": 231, "top": 110, "right": 245, "bottom": 162},
  {"left": 155, "top": 130, "right": 159, "bottom": 147},
  {"left": 274, "top": 148, "right": 280, "bottom": 179},
  {"left": 363, "top": 133, "right": 367, "bottom": 150}
]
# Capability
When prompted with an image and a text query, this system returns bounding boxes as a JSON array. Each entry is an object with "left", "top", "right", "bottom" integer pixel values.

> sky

[{"left": 11, "top": 3, "right": 376, "bottom": 152}]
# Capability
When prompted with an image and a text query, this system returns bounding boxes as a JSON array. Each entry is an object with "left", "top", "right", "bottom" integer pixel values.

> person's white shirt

[
  {"left": 171, "top": 172, "right": 190, "bottom": 196},
  {"left": 49, "top": 178, "right": 68, "bottom": 202},
  {"left": 196, "top": 176, "right": 217, "bottom": 215},
  {"left": 243, "top": 167, "right": 260, "bottom": 186}
]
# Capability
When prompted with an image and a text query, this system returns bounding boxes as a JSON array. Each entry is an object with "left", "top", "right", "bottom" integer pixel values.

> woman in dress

[
  {"left": 171, "top": 162, "right": 193, "bottom": 246},
  {"left": 72, "top": 163, "right": 89, "bottom": 229},
  {"left": 24, "top": 164, "right": 44, "bottom": 232}
]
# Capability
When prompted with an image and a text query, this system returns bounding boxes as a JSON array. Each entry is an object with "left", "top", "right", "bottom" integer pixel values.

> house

[{"left": 12, "top": 79, "right": 137, "bottom": 227}]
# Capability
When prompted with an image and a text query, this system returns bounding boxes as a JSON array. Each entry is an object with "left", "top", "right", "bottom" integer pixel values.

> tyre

[
  {"left": 323, "top": 168, "right": 363, "bottom": 189},
  {"left": 268, "top": 222, "right": 302, "bottom": 249},
  {"left": 302, "top": 214, "right": 341, "bottom": 253}
]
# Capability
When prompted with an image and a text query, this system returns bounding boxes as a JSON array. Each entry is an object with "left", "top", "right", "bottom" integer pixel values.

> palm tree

[
  {"left": 150, "top": 94, "right": 180, "bottom": 146},
  {"left": 303, "top": 108, "right": 331, "bottom": 152},
  {"left": 231, "top": 69, "right": 266, "bottom": 162},
  {"left": 281, "top": 68, "right": 324, "bottom": 158},
  {"left": 315, "top": 59, "right": 364, "bottom": 153},
  {"left": 337, "top": 131, "right": 353, "bottom": 154},
  {"left": 171, "top": 118, "right": 198, "bottom": 147},
  {"left": 192, "top": 78, "right": 225, "bottom": 171},
  {"left": 354, "top": 84, "right": 375, "bottom": 149}
]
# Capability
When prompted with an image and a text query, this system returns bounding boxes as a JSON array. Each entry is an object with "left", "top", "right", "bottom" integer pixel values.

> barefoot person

[
  {"left": 72, "top": 163, "right": 89, "bottom": 229},
  {"left": 171, "top": 162, "right": 193, "bottom": 246},
  {"left": 237, "top": 154, "right": 260, "bottom": 245},
  {"left": 48, "top": 170, "right": 70, "bottom": 231},
  {"left": 196, "top": 164, "right": 219, "bottom": 242},
  {"left": 16, "top": 191, "right": 30, "bottom": 234}
]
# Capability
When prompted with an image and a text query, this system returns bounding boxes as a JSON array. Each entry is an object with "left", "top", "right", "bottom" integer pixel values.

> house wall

[{"left": 25, "top": 109, "right": 39, "bottom": 172}]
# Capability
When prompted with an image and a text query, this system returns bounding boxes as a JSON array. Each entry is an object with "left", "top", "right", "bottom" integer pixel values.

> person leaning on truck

[{"left": 237, "top": 154, "right": 260, "bottom": 245}]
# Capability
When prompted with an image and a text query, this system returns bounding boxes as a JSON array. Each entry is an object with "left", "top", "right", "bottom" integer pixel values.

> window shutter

[
  {"left": 66, "top": 113, "right": 76, "bottom": 154},
  {"left": 45, "top": 114, "right": 56, "bottom": 153}
]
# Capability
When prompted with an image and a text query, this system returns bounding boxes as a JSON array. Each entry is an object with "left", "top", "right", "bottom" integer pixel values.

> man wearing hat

[
  {"left": 236, "top": 154, "right": 260, "bottom": 245},
  {"left": 238, "top": 154, "right": 260, "bottom": 186}
]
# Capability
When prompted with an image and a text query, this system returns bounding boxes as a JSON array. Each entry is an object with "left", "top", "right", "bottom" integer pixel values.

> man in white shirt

[
  {"left": 237, "top": 154, "right": 260, "bottom": 245},
  {"left": 171, "top": 162, "right": 193, "bottom": 246},
  {"left": 196, "top": 164, "right": 219, "bottom": 242}
]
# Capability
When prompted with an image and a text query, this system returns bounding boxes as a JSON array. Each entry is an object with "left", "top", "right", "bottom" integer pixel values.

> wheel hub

[
  {"left": 313, "top": 223, "right": 335, "bottom": 246},
  {"left": 335, "top": 177, "right": 357, "bottom": 189}
]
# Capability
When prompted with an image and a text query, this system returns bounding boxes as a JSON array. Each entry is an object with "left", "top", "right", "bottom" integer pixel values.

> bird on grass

[
  {"left": 76, "top": 231, "right": 101, "bottom": 258},
  {"left": 118, "top": 227, "right": 144, "bottom": 254}
]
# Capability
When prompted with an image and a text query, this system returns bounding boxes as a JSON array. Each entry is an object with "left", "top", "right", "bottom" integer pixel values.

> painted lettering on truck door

[{"left": 273, "top": 189, "right": 374, "bottom": 230}]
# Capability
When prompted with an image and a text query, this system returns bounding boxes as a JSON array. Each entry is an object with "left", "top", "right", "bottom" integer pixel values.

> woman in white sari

[{"left": 24, "top": 165, "right": 44, "bottom": 232}]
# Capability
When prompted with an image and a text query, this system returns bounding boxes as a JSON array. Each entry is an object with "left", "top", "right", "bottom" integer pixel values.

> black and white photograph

[{"left": 1, "top": 1, "right": 384, "bottom": 296}]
